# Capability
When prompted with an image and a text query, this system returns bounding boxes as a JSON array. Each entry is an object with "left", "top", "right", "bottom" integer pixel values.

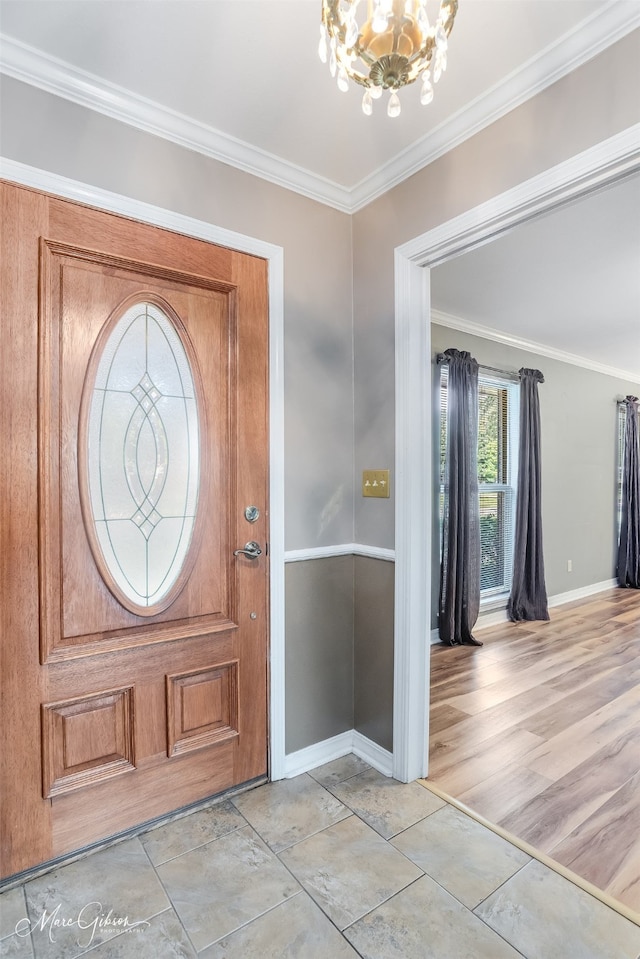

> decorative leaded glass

[{"left": 85, "top": 300, "right": 200, "bottom": 612}]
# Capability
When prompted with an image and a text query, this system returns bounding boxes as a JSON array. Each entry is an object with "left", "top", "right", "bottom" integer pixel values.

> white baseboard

[
  {"left": 547, "top": 578, "right": 618, "bottom": 608},
  {"left": 351, "top": 731, "right": 394, "bottom": 776},
  {"left": 432, "top": 578, "right": 619, "bottom": 638},
  {"left": 284, "top": 730, "right": 393, "bottom": 779},
  {"left": 475, "top": 608, "right": 510, "bottom": 632}
]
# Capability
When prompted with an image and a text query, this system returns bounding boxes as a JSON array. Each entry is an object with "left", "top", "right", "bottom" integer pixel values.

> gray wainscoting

[
  {"left": 285, "top": 556, "right": 355, "bottom": 754},
  {"left": 285, "top": 554, "right": 395, "bottom": 757},
  {"left": 354, "top": 556, "right": 394, "bottom": 754}
]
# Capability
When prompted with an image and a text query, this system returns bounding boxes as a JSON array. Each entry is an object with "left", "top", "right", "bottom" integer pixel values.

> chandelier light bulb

[
  {"left": 372, "top": 9, "right": 389, "bottom": 33},
  {"left": 417, "top": 5, "right": 430, "bottom": 36},
  {"left": 329, "top": 39, "right": 337, "bottom": 77},
  {"left": 387, "top": 91, "right": 401, "bottom": 118},
  {"left": 420, "top": 73, "right": 434, "bottom": 105},
  {"left": 344, "top": 16, "right": 359, "bottom": 48},
  {"left": 320, "top": 0, "right": 458, "bottom": 117},
  {"left": 433, "top": 48, "right": 446, "bottom": 83}
]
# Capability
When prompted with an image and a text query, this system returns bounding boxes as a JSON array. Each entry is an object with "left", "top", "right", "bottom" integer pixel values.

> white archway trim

[
  {"left": 0, "top": 157, "right": 287, "bottom": 781},
  {"left": 393, "top": 124, "right": 640, "bottom": 783}
]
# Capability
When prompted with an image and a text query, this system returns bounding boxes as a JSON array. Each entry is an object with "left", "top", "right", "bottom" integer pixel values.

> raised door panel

[{"left": 39, "top": 243, "right": 237, "bottom": 660}]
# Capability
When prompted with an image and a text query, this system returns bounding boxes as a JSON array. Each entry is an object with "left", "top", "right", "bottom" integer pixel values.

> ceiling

[
  {"left": 1, "top": 0, "right": 639, "bottom": 209},
  {"left": 431, "top": 172, "right": 640, "bottom": 381},
  {"left": 1, "top": 0, "right": 639, "bottom": 379}
]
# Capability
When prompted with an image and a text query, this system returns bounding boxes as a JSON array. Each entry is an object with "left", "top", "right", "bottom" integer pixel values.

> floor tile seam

[
  {"left": 419, "top": 779, "right": 640, "bottom": 927},
  {"left": 320, "top": 786, "right": 403, "bottom": 834},
  {"left": 194, "top": 888, "right": 306, "bottom": 955},
  {"left": 138, "top": 826, "right": 199, "bottom": 910},
  {"left": 22, "top": 858, "right": 173, "bottom": 951},
  {"left": 0, "top": 930, "right": 35, "bottom": 959},
  {"left": 1, "top": 922, "right": 35, "bottom": 958},
  {"left": 308, "top": 766, "right": 374, "bottom": 789},
  {"left": 0, "top": 885, "right": 29, "bottom": 945},
  {"left": 137, "top": 828, "right": 224, "bottom": 956},
  {"left": 320, "top": 790, "right": 446, "bottom": 843},
  {"left": 385, "top": 806, "right": 448, "bottom": 842},
  {"left": 268, "top": 808, "right": 355, "bottom": 854},
  {"left": 469, "top": 857, "right": 533, "bottom": 919},
  {"left": 337, "top": 872, "right": 428, "bottom": 935},
  {"left": 141, "top": 819, "right": 247, "bottom": 868},
  {"left": 167, "top": 903, "right": 199, "bottom": 959},
  {"left": 0, "top": 790, "right": 258, "bottom": 896},
  {"left": 336, "top": 868, "right": 532, "bottom": 953},
  {"left": 249, "top": 860, "right": 349, "bottom": 941},
  {"left": 385, "top": 826, "right": 532, "bottom": 925},
  {"left": 274, "top": 821, "right": 426, "bottom": 938}
]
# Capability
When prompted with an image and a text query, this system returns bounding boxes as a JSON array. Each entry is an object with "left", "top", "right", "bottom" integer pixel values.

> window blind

[{"left": 439, "top": 367, "right": 518, "bottom": 598}]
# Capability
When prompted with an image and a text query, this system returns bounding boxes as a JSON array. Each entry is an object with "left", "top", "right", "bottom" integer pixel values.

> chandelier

[{"left": 319, "top": 0, "right": 458, "bottom": 117}]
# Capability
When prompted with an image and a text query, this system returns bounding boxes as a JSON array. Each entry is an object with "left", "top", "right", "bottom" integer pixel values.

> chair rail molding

[
  {"left": 393, "top": 124, "right": 640, "bottom": 783},
  {"left": 285, "top": 544, "right": 395, "bottom": 563}
]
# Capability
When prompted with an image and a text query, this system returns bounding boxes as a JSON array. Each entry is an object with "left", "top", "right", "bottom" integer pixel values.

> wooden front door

[{"left": 0, "top": 181, "right": 270, "bottom": 878}]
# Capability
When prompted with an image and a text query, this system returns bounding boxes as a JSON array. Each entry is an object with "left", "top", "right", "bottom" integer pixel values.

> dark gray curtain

[
  {"left": 617, "top": 395, "right": 640, "bottom": 588},
  {"left": 438, "top": 349, "right": 482, "bottom": 646},
  {"left": 507, "top": 368, "right": 549, "bottom": 622}
]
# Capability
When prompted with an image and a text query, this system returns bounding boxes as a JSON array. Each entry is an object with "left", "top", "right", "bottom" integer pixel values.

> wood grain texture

[
  {"left": 0, "top": 182, "right": 52, "bottom": 875},
  {"left": 428, "top": 589, "right": 640, "bottom": 915},
  {"left": 1, "top": 183, "right": 269, "bottom": 879}
]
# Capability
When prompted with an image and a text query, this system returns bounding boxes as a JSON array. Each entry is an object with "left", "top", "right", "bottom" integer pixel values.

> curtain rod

[
  {"left": 479, "top": 363, "right": 521, "bottom": 382},
  {"left": 436, "top": 353, "right": 521, "bottom": 382}
]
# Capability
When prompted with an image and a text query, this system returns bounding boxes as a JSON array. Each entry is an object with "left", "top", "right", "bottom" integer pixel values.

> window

[
  {"left": 82, "top": 300, "right": 201, "bottom": 614},
  {"left": 617, "top": 401, "right": 640, "bottom": 535},
  {"left": 439, "top": 368, "right": 519, "bottom": 600},
  {"left": 617, "top": 402, "right": 626, "bottom": 534}
]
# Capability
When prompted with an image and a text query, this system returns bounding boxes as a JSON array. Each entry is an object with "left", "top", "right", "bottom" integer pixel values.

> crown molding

[
  {"left": 349, "top": 2, "right": 640, "bottom": 211},
  {"left": 1, "top": 3, "right": 639, "bottom": 214},
  {"left": 431, "top": 309, "right": 640, "bottom": 385},
  {"left": 0, "top": 34, "right": 354, "bottom": 214}
]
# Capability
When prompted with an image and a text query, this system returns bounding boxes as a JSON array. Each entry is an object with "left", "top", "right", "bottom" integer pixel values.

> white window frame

[
  {"left": 476, "top": 373, "right": 519, "bottom": 606},
  {"left": 438, "top": 369, "right": 519, "bottom": 607}
]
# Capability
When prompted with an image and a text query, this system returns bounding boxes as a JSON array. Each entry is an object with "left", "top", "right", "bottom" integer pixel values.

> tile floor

[{"left": 1, "top": 755, "right": 639, "bottom": 959}]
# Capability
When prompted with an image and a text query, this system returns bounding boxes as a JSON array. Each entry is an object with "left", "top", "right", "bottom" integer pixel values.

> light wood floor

[{"left": 428, "top": 587, "right": 640, "bottom": 916}]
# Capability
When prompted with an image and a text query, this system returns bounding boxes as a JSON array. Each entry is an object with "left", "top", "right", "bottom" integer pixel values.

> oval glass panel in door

[{"left": 82, "top": 299, "right": 202, "bottom": 616}]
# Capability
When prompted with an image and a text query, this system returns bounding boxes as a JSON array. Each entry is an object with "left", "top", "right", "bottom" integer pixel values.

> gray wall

[
  {"left": 431, "top": 324, "right": 640, "bottom": 621},
  {"left": 2, "top": 29, "right": 639, "bottom": 758},
  {"left": 354, "top": 556, "right": 394, "bottom": 752},
  {"left": 285, "top": 558, "right": 354, "bottom": 753},
  {"left": 351, "top": 32, "right": 640, "bottom": 748},
  {"left": 0, "top": 77, "right": 355, "bottom": 553},
  {"left": 0, "top": 76, "right": 356, "bottom": 756},
  {"left": 352, "top": 30, "right": 640, "bottom": 550}
]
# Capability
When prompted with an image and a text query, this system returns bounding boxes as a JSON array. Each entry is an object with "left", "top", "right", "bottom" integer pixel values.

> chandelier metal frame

[{"left": 319, "top": 0, "right": 458, "bottom": 117}]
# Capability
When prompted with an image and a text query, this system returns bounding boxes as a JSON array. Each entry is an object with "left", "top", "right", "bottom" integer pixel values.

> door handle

[{"left": 233, "top": 540, "right": 262, "bottom": 559}]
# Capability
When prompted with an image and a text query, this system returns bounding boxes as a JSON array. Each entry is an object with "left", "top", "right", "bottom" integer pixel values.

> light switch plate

[{"left": 362, "top": 469, "right": 390, "bottom": 498}]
